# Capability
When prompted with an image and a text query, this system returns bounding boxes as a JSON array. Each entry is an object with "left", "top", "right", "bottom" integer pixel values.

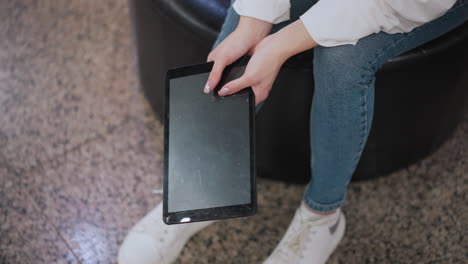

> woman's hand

[
  {"left": 217, "top": 35, "right": 286, "bottom": 106},
  {"left": 204, "top": 16, "right": 272, "bottom": 93},
  {"left": 217, "top": 20, "right": 318, "bottom": 106}
]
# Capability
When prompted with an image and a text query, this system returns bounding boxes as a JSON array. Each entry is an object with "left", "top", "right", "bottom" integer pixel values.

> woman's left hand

[
  {"left": 217, "top": 20, "right": 318, "bottom": 106},
  {"left": 217, "top": 34, "right": 287, "bottom": 106}
]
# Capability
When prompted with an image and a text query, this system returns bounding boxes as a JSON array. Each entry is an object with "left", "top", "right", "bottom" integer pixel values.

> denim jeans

[{"left": 212, "top": 0, "right": 468, "bottom": 212}]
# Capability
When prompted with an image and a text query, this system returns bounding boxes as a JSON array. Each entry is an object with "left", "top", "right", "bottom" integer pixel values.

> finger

[
  {"left": 204, "top": 59, "right": 226, "bottom": 94},
  {"left": 253, "top": 84, "right": 270, "bottom": 106},
  {"left": 207, "top": 51, "right": 214, "bottom": 62},
  {"left": 255, "top": 93, "right": 265, "bottom": 106},
  {"left": 247, "top": 47, "right": 255, "bottom": 56},
  {"left": 218, "top": 74, "right": 253, "bottom": 96}
]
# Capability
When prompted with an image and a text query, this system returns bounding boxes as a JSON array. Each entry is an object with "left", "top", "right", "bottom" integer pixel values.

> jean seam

[{"left": 350, "top": 78, "right": 368, "bottom": 179}]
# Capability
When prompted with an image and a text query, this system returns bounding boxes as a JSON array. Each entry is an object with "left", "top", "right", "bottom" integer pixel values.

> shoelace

[{"left": 274, "top": 210, "right": 321, "bottom": 260}]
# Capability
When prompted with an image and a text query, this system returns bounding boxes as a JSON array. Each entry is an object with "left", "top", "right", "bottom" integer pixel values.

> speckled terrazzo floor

[{"left": 0, "top": 1, "right": 467, "bottom": 264}]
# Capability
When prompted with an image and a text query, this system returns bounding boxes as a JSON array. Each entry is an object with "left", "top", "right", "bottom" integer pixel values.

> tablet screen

[{"left": 167, "top": 71, "right": 251, "bottom": 213}]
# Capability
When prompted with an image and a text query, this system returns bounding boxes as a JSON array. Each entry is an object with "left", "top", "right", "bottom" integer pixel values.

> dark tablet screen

[{"left": 167, "top": 71, "right": 251, "bottom": 213}]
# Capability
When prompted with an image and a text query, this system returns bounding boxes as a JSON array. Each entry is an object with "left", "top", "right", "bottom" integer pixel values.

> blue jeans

[{"left": 212, "top": 0, "right": 468, "bottom": 212}]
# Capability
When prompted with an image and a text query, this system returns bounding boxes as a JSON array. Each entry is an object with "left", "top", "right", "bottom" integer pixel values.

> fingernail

[
  {"left": 204, "top": 80, "right": 213, "bottom": 93},
  {"left": 219, "top": 87, "right": 230, "bottom": 95}
]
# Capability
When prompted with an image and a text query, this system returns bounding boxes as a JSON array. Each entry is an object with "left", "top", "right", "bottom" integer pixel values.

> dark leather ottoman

[{"left": 129, "top": 0, "right": 468, "bottom": 182}]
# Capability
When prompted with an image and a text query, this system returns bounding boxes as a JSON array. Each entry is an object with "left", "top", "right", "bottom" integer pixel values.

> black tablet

[{"left": 163, "top": 56, "right": 256, "bottom": 225}]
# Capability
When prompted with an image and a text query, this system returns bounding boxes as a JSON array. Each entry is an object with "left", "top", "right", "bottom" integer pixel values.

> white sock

[{"left": 300, "top": 201, "right": 339, "bottom": 222}]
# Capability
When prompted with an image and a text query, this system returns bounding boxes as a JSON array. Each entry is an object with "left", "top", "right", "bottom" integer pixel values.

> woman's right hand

[{"left": 204, "top": 16, "right": 272, "bottom": 93}]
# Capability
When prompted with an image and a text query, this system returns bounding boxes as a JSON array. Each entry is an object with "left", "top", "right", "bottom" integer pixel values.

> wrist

[
  {"left": 269, "top": 20, "right": 318, "bottom": 60},
  {"left": 236, "top": 16, "right": 272, "bottom": 43}
]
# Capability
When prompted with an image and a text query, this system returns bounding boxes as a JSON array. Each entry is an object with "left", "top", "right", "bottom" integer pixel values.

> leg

[
  {"left": 304, "top": 0, "right": 468, "bottom": 213},
  {"left": 264, "top": 2, "right": 468, "bottom": 264}
]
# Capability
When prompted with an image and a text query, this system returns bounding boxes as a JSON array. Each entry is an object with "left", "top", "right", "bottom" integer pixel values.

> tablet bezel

[{"left": 163, "top": 57, "right": 256, "bottom": 225}]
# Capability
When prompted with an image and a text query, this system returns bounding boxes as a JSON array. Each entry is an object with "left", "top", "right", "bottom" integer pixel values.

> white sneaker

[
  {"left": 263, "top": 202, "right": 346, "bottom": 264},
  {"left": 118, "top": 202, "right": 215, "bottom": 264}
]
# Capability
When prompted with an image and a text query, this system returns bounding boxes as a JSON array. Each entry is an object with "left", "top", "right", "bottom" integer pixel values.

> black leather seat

[{"left": 130, "top": 0, "right": 468, "bottom": 182}]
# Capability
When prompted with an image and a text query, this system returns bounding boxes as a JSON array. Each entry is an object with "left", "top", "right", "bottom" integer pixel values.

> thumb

[{"left": 218, "top": 74, "right": 252, "bottom": 96}]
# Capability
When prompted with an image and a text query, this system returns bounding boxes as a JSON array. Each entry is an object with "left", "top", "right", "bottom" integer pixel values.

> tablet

[{"left": 163, "top": 56, "right": 256, "bottom": 225}]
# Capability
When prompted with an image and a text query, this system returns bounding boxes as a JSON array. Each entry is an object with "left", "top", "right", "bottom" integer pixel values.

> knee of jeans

[{"left": 313, "top": 45, "right": 376, "bottom": 87}]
